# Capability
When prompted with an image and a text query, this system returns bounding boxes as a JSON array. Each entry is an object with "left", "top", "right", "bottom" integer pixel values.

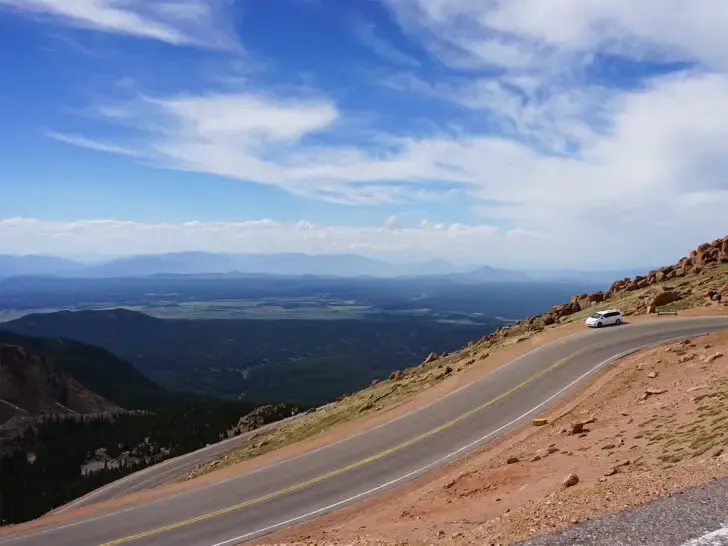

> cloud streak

[
  {"left": 47, "top": 73, "right": 728, "bottom": 242},
  {"left": 0, "top": 0, "right": 238, "bottom": 49}
]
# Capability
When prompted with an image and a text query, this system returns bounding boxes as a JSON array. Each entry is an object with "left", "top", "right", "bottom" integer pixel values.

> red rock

[
  {"left": 650, "top": 290, "right": 681, "bottom": 308},
  {"left": 705, "top": 353, "right": 724, "bottom": 363}
]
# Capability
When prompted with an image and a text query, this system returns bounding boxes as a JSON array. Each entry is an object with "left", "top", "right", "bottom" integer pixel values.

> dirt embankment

[{"left": 262, "top": 330, "right": 728, "bottom": 546}]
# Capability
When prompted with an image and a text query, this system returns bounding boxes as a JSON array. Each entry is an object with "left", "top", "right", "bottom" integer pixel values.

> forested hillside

[{"left": 0, "top": 333, "right": 294, "bottom": 525}]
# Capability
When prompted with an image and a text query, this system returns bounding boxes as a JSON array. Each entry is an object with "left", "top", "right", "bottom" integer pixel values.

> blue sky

[{"left": 1, "top": 0, "right": 728, "bottom": 267}]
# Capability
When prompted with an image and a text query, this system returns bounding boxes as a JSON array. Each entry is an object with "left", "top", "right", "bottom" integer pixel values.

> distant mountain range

[{"left": 0, "top": 252, "right": 648, "bottom": 284}]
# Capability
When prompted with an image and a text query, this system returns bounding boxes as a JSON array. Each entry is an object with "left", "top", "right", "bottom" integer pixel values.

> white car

[{"left": 585, "top": 309, "right": 623, "bottom": 328}]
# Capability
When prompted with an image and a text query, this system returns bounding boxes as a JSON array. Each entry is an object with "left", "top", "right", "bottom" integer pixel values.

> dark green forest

[
  {"left": 0, "top": 334, "right": 296, "bottom": 525},
  {"left": 6, "top": 310, "right": 500, "bottom": 404},
  {"left": 0, "top": 398, "right": 266, "bottom": 524}
]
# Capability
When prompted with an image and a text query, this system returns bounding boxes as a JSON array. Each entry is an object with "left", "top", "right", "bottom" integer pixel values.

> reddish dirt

[{"left": 260, "top": 329, "right": 728, "bottom": 546}]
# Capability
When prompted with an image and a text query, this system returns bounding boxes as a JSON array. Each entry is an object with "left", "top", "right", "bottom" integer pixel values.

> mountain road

[{"left": 3, "top": 316, "right": 728, "bottom": 546}]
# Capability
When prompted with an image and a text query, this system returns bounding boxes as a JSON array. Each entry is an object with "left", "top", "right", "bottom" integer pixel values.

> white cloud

[
  {"left": 385, "top": 215, "right": 400, "bottom": 229},
  {"left": 382, "top": 0, "right": 728, "bottom": 70},
  {"left": 22, "top": 0, "right": 728, "bottom": 266},
  {"left": 47, "top": 71, "right": 728, "bottom": 262},
  {"left": 0, "top": 217, "right": 544, "bottom": 267},
  {"left": 45, "top": 131, "right": 144, "bottom": 157},
  {"left": 0, "top": 0, "right": 237, "bottom": 49}
]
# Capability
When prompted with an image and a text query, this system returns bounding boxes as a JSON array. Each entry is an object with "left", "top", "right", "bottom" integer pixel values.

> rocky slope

[
  {"left": 496, "top": 235, "right": 728, "bottom": 338},
  {"left": 0, "top": 342, "right": 118, "bottom": 424},
  {"left": 229, "top": 403, "right": 302, "bottom": 435}
]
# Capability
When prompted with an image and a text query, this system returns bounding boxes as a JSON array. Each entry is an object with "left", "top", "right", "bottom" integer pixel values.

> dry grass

[{"left": 185, "top": 346, "right": 496, "bottom": 478}]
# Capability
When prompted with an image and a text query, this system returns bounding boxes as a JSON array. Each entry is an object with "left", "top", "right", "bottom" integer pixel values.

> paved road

[
  {"left": 520, "top": 476, "right": 728, "bottom": 546},
  {"left": 3, "top": 317, "right": 728, "bottom": 546}
]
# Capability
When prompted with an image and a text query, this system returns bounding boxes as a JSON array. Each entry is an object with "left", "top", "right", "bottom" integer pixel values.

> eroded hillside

[{"left": 0, "top": 343, "right": 118, "bottom": 424}]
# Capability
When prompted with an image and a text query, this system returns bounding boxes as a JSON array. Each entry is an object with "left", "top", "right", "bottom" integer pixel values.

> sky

[{"left": 1, "top": 0, "right": 728, "bottom": 268}]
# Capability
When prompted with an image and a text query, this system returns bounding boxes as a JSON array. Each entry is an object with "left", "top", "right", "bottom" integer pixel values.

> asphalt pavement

[{"left": 2, "top": 317, "right": 728, "bottom": 546}]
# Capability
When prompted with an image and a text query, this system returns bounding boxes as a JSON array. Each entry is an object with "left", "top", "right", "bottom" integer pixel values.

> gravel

[{"left": 518, "top": 477, "right": 728, "bottom": 546}]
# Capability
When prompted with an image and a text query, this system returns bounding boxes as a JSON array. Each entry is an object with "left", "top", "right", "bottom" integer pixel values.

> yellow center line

[{"left": 100, "top": 349, "right": 584, "bottom": 545}]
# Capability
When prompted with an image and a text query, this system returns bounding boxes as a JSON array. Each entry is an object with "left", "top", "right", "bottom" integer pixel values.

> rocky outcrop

[
  {"left": 610, "top": 235, "right": 728, "bottom": 294},
  {"left": 231, "top": 403, "right": 301, "bottom": 434},
  {"left": 0, "top": 343, "right": 118, "bottom": 424},
  {"left": 475, "top": 235, "right": 728, "bottom": 344}
]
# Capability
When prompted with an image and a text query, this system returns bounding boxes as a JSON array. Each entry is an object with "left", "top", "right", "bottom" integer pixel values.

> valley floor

[{"left": 259, "top": 312, "right": 728, "bottom": 546}]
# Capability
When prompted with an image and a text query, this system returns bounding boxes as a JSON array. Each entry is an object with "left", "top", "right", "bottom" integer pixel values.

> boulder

[
  {"left": 563, "top": 473, "right": 579, "bottom": 487},
  {"left": 576, "top": 295, "right": 592, "bottom": 310},
  {"left": 423, "top": 352, "right": 439, "bottom": 364},
  {"left": 641, "top": 388, "right": 667, "bottom": 400},
  {"left": 650, "top": 290, "right": 681, "bottom": 308},
  {"left": 590, "top": 291, "right": 606, "bottom": 303},
  {"left": 389, "top": 370, "right": 405, "bottom": 381},
  {"left": 705, "top": 353, "right": 724, "bottom": 363},
  {"left": 569, "top": 422, "right": 585, "bottom": 435},
  {"left": 234, "top": 403, "right": 301, "bottom": 434}
]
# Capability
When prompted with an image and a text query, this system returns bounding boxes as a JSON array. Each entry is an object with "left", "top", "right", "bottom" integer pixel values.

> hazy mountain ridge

[{"left": 0, "top": 252, "right": 649, "bottom": 284}]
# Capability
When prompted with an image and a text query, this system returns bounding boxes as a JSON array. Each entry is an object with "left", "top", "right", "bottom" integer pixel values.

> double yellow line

[{"left": 101, "top": 350, "right": 581, "bottom": 545}]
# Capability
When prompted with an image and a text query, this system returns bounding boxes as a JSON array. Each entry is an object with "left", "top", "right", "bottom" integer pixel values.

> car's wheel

[
  {"left": 596, "top": 322, "right": 603, "bottom": 328},
  {"left": 615, "top": 318, "right": 621, "bottom": 325}
]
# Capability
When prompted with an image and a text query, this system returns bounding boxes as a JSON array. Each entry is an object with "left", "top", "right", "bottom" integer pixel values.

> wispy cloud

[
  {"left": 0, "top": 217, "right": 532, "bottom": 266},
  {"left": 354, "top": 20, "right": 420, "bottom": 67},
  {"left": 0, "top": 0, "right": 239, "bottom": 49},
  {"left": 18, "top": 0, "right": 728, "bottom": 265},
  {"left": 45, "top": 131, "right": 144, "bottom": 157},
  {"left": 383, "top": 0, "right": 728, "bottom": 71},
  {"left": 45, "top": 71, "right": 728, "bottom": 262}
]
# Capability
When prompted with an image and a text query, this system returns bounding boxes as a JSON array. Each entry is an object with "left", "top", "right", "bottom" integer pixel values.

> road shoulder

[{"left": 261, "top": 328, "right": 728, "bottom": 545}]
